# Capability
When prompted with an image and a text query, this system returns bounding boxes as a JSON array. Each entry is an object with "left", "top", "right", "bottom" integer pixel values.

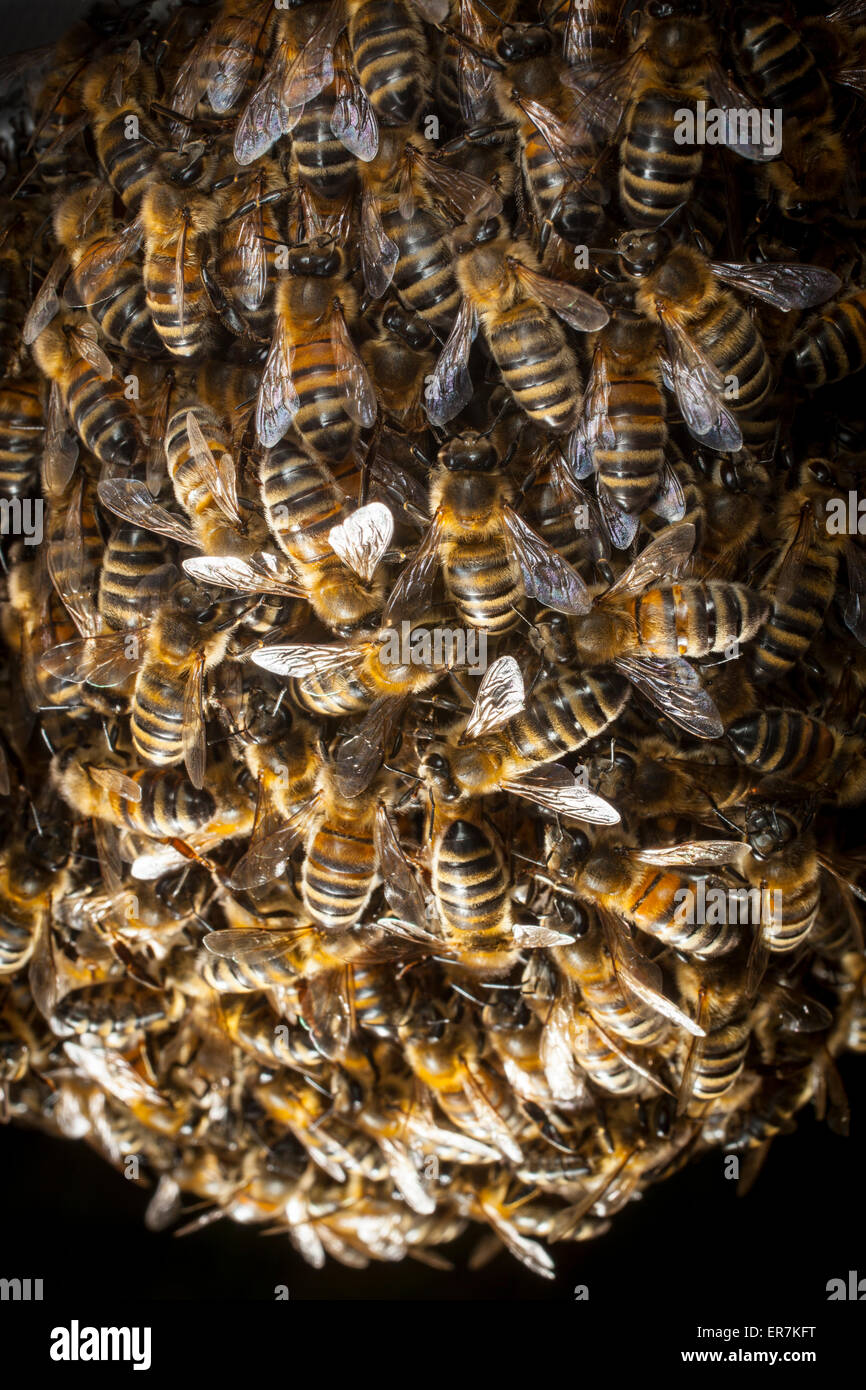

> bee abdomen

[
  {"left": 290, "top": 337, "right": 358, "bottom": 460},
  {"left": 303, "top": 825, "right": 376, "bottom": 928},
  {"left": 0, "top": 384, "right": 42, "bottom": 497},
  {"left": 385, "top": 209, "right": 460, "bottom": 331},
  {"left": 788, "top": 293, "right": 866, "bottom": 389},
  {"left": 293, "top": 90, "right": 358, "bottom": 200},
  {"left": 442, "top": 538, "right": 521, "bottom": 633},
  {"left": 66, "top": 363, "right": 139, "bottom": 468},
  {"left": 691, "top": 1021, "right": 751, "bottom": 1101},
  {"left": 348, "top": 1, "right": 425, "bottom": 127},
  {"left": 131, "top": 662, "right": 185, "bottom": 766},
  {"left": 620, "top": 89, "right": 702, "bottom": 228},
  {"left": 595, "top": 377, "right": 666, "bottom": 513},
  {"left": 123, "top": 769, "right": 215, "bottom": 836},
  {"left": 434, "top": 819, "right": 509, "bottom": 940},
  {"left": 487, "top": 307, "right": 578, "bottom": 432}
]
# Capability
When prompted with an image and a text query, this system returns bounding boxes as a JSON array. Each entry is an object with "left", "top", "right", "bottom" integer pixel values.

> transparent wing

[
  {"left": 331, "top": 65, "right": 378, "bottom": 161},
  {"left": 64, "top": 1040, "right": 171, "bottom": 1112},
  {"left": 382, "top": 513, "right": 443, "bottom": 624},
  {"left": 40, "top": 631, "right": 143, "bottom": 688},
  {"left": 233, "top": 41, "right": 289, "bottom": 164},
  {"left": 461, "top": 1065, "right": 523, "bottom": 1163},
  {"left": 659, "top": 309, "right": 743, "bottom": 453},
  {"left": 412, "top": 147, "right": 503, "bottom": 221},
  {"left": 334, "top": 695, "right": 406, "bottom": 798},
  {"left": 64, "top": 219, "right": 144, "bottom": 307},
  {"left": 599, "top": 909, "right": 705, "bottom": 1037},
  {"left": 374, "top": 804, "right": 426, "bottom": 928},
  {"left": 503, "top": 763, "right": 620, "bottom": 824},
  {"left": 424, "top": 298, "right": 476, "bottom": 427},
  {"left": 597, "top": 479, "right": 640, "bottom": 550},
  {"left": 250, "top": 641, "right": 365, "bottom": 680},
  {"left": 43, "top": 381, "right": 77, "bottom": 496},
  {"left": 300, "top": 967, "right": 353, "bottom": 1061},
  {"left": 464, "top": 656, "right": 525, "bottom": 740},
  {"left": 185, "top": 411, "right": 243, "bottom": 527},
  {"left": 232, "top": 205, "right": 268, "bottom": 311},
  {"left": 203, "top": 925, "right": 312, "bottom": 964},
  {"left": 511, "top": 259, "right": 610, "bottom": 332},
  {"left": 360, "top": 188, "right": 398, "bottom": 299},
  {"left": 478, "top": 1195, "right": 555, "bottom": 1280},
  {"left": 650, "top": 457, "right": 686, "bottom": 523},
  {"left": 616, "top": 654, "right": 723, "bottom": 739},
  {"left": 182, "top": 653, "right": 207, "bottom": 790},
  {"left": 709, "top": 260, "right": 841, "bottom": 312},
  {"left": 69, "top": 323, "right": 114, "bottom": 380},
  {"left": 502, "top": 506, "right": 594, "bottom": 614},
  {"left": 183, "top": 554, "right": 303, "bottom": 599},
  {"left": 282, "top": 0, "right": 344, "bottom": 115},
  {"left": 89, "top": 766, "right": 142, "bottom": 802},
  {"left": 330, "top": 304, "right": 377, "bottom": 427},
  {"left": 705, "top": 65, "right": 779, "bottom": 161},
  {"left": 97, "top": 478, "right": 198, "bottom": 549},
  {"left": 256, "top": 316, "right": 300, "bottom": 447},
  {"left": 603, "top": 521, "right": 696, "bottom": 599},
  {"left": 630, "top": 840, "right": 743, "bottom": 867},
  {"left": 327, "top": 502, "right": 393, "bottom": 583},
  {"left": 22, "top": 251, "right": 68, "bottom": 344}
]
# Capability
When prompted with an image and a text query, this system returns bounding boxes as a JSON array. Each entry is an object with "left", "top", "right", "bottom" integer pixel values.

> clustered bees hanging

[{"left": 0, "top": 0, "right": 864, "bottom": 1279}]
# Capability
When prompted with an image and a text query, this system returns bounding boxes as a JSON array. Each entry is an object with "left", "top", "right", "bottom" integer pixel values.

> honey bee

[
  {"left": 675, "top": 954, "right": 752, "bottom": 1111},
  {"left": 0, "top": 824, "right": 70, "bottom": 989},
  {"left": 425, "top": 803, "right": 520, "bottom": 976},
  {"left": 4, "top": 549, "right": 89, "bottom": 719},
  {"left": 0, "top": 381, "right": 43, "bottom": 502},
  {"left": 212, "top": 162, "right": 287, "bottom": 341},
  {"left": 255, "top": 214, "right": 376, "bottom": 458},
  {"left": 621, "top": 230, "right": 840, "bottom": 453},
  {"left": 787, "top": 287, "right": 866, "bottom": 389},
  {"left": 30, "top": 316, "right": 140, "bottom": 469},
  {"left": 49, "top": 980, "right": 185, "bottom": 1048},
  {"left": 399, "top": 1003, "right": 526, "bottom": 1162},
  {"left": 361, "top": 302, "right": 436, "bottom": 429},
  {"left": 726, "top": 707, "right": 866, "bottom": 806},
  {"left": 80, "top": 44, "right": 165, "bottom": 213},
  {"left": 220, "top": 992, "right": 325, "bottom": 1072},
  {"left": 427, "top": 214, "right": 607, "bottom": 431},
  {"left": 54, "top": 182, "right": 162, "bottom": 360},
  {"left": 141, "top": 183, "right": 224, "bottom": 359}
]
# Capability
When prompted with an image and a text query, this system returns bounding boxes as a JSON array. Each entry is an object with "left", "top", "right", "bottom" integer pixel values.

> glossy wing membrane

[
  {"left": 503, "top": 762, "right": 620, "bottom": 824},
  {"left": 331, "top": 66, "right": 378, "bottom": 161},
  {"left": 616, "top": 654, "right": 724, "bottom": 739},
  {"left": 710, "top": 261, "right": 841, "bottom": 312},
  {"left": 374, "top": 804, "right": 426, "bottom": 928},
  {"left": 464, "top": 656, "right": 525, "bottom": 740},
  {"left": 97, "top": 478, "right": 198, "bottom": 549},
  {"left": 257, "top": 316, "right": 300, "bottom": 446},
  {"left": 330, "top": 305, "right": 377, "bottom": 426},
  {"left": 425, "top": 298, "right": 476, "bottom": 427},
  {"left": 510, "top": 260, "right": 609, "bottom": 332},
  {"left": 327, "top": 502, "right": 393, "bottom": 583},
  {"left": 360, "top": 189, "right": 399, "bottom": 300},
  {"left": 502, "top": 507, "right": 593, "bottom": 614},
  {"left": 603, "top": 522, "right": 695, "bottom": 599}
]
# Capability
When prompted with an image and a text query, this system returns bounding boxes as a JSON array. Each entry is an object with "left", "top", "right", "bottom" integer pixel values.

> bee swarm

[{"left": 0, "top": 0, "right": 864, "bottom": 1281}]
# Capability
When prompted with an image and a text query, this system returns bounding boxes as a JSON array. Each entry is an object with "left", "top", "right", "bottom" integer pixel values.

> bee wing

[
  {"left": 374, "top": 804, "right": 426, "bottom": 929},
  {"left": 334, "top": 694, "right": 407, "bottom": 797},
  {"left": 43, "top": 381, "right": 77, "bottom": 496},
  {"left": 383, "top": 513, "right": 443, "bottom": 624},
  {"left": 773, "top": 985, "right": 834, "bottom": 1034},
  {"left": 376, "top": 1135, "right": 435, "bottom": 1215},
  {"left": 29, "top": 921, "right": 59, "bottom": 1020},
  {"left": 460, "top": 1063, "right": 523, "bottom": 1163},
  {"left": 182, "top": 653, "right": 207, "bottom": 790},
  {"left": 360, "top": 189, "right": 398, "bottom": 300},
  {"left": 596, "top": 480, "right": 640, "bottom": 551},
  {"left": 97, "top": 477, "right": 198, "bottom": 549},
  {"left": 330, "top": 304, "right": 377, "bottom": 427},
  {"left": 501, "top": 506, "right": 594, "bottom": 614},
  {"left": 603, "top": 521, "right": 696, "bottom": 599},
  {"left": 47, "top": 539, "right": 99, "bottom": 641},
  {"left": 299, "top": 966, "right": 353, "bottom": 1061},
  {"left": 770, "top": 502, "right": 816, "bottom": 607},
  {"left": 250, "top": 640, "right": 364, "bottom": 680},
  {"left": 64, "top": 1041, "right": 171, "bottom": 1112},
  {"left": 256, "top": 316, "right": 300, "bottom": 446},
  {"left": 599, "top": 909, "right": 703, "bottom": 1035},
  {"left": 63, "top": 218, "right": 144, "bottom": 307},
  {"left": 511, "top": 260, "right": 609, "bottom": 333},
  {"left": 676, "top": 988, "right": 709, "bottom": 1115},
  {"left": 502, "top": 762, "right": 621, "bottom": 825},
  {"left": 477, "top": 1196, "right": 555, "bottom": 1280},
  {"left": 511, "top": 921, "right": 575, "bottom": 947},
  {"left": 185, "top": 411, "right": 243, "bottom": 527},
  {"left": 331, "top": 64, "right": 379, "bottom": 161},
  {"left": 414, "top": 148, "right": 503, "bottom": 221},
  {"left": 541, "top": 990, "right": 588, "bottom": 1104},
  {"left": 658, "top": 310, "right": 742, "bottom": 453},
  {"left": 203, "top": 925, "right": 310, "bottom": 963},
  {"left": 648, "top": 457, "right": 686, "bottom": 523},
  {"left": 22, "top": 251, "right": 69, "bottom": 344},
  {"left": 205, "top": 12, "right": 266, "bottom": 113},
  {"left": 630, "top": 840, "right": 743, "bottom": 868},
  {"left": 464, "top": 655, "right": 525, "bottom": 740},
  {"left": 328, "top": 501, "right": 393, "bottom": 584},
  {"left": 518, "top": 94, "right": 590, "bottom": 177},
  {"left": 68, "top": 323, "right": 114, "bottom": 381},
  {"left": 232, "top": 206, "right": 268, "bottom": 312},
  {"left": 424, "top": 297, "right": 476, "bottom": 427},
  {"left": 616, "top": 654, "right": 724, "bottom": 740},
  {"left": 414, "top": 0, "right": 449, "bottom": 19},
  {"left": 282, "top": 0, "right": 344, "bottom": 117},
  {"left": 583, "top": 350, "right": 615, "bottom": 453},
  {"left": 93, "top": 816, "right": 124, "bottom": 896},
  {"left": 234, "top": 44, "right": 288, "bottom": 163},
  {"left": 835, "top": 64, "right": 866, "bottom": 97},
  {"left": 709, "top": 260, "right": 841, "bottom": 312},
  {"left": 183, "top": 553, "right": 302, "bottom": 599},
  {"left": 89, "top": 766, "right": 142, "bottom": 802},
  {"left": 704, "top": 65, "right": 778, "bottom": 161},
  {"left": 39, "top": 631, "right": 142, "bottom": 688},
  {"left": 843, "top": 542, "right": 866, "bottom": 647}
]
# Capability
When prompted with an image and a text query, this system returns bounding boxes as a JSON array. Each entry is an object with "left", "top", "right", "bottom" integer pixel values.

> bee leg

[{"left": 199, "top": 258, "right": 247, "bottom": 338}]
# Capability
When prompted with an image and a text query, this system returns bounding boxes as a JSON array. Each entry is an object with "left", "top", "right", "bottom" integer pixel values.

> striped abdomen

[
  {"left": 0, "top": 383, "right": 42, "bottom": 497},
  {"left": 70, "top": 252, "right": 161, "bottom": 358},
  {"left": 289, "top": 334, "right": 359, "bottom": 461},
  {"left": 382, "top": 206, "right": 459, "bottom": 331},
  {"left": 433, "top": 818, "right": 513, "bottom": 963},
  {"left": 726, "top": 709, "right": 843, "bottom": 784},
  {"left": 493, "top": 669, "right": 631, "bottom": 772},
  {"left": 628, "top": 581, "right": 767, "bottom": 658},
  {"left": 556, "top": 939, "right": 667, "bottom": 1046},
  {"left": 595, "top": 372, "right": 666, "bottom": 513},
  {"left": 131, "top": 661, "right": 187, "bottom": 766},
  {"left": 441, "top": 533, "right": 521, "bottom": 634},
  {"left": 620, "top": 87, "right": 702, "bottom": 228},
  {"left": 788, "top": 293, "right": 866, "bottom": 389},
  {"left": 165, "top": 405, "right": 239, "bottom": 553},
  {"left": 587, "top": 862, "right": 739, "bottom": 957},
  {"left": 302, "top": 813, "right": 377, "bottom": 929},
  {"left": 99, "top": 524, "right": 169, "bottom": 631},
  {"left": 571, "top": 1010, "right": 643, "bottom": 1093},
  {"left": 107, "top": 768, "right": 215, "bottom": 836},
  {"left": 751, "top": 541, "right": 837, "bottom": 683},
  {"left": 691, "top": 1018, "right": 751, "bottom": 1102},
  {"left": 95, "top": 109, "right": 161, "bottom": 210},
  {"left": 145, "top": 245, "right": 210, "bottom": 358},
  {"left": 50, "top": 982, "right": 178, "bottom": 1045},
  {"left": 292, "top": 86, "right": 357, "bottom": 200},
  {"left": 348, "top": 1, "right": 425, "bottom": 126},
  {"left": 735, "top": 12, "right": 831, "bottom": 125},
  {"left": 65, "top": 359, "right": 139, "bottom": 467},
  {"left": 683, "top": 292, "right": 772, "bottom": 415},
  {"left": 485, "top": 302, "right": 579, "bottom": 432}
]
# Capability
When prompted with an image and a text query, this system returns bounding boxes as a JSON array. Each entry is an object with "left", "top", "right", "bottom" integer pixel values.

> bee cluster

[{"left": 0, "top": 0, "right": 865, "bottom": 1280}]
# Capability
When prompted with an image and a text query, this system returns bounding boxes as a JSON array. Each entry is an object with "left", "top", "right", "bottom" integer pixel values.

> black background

[{"left": 0, "top": 0, "right": 864, "bottom": 1329}]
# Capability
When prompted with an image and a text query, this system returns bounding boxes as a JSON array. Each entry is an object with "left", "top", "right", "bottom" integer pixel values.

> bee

[
  {"left": 53, "top": 748, "right": 230, "bottom": 844},
  {"left": 787, "top": 287, "right": 866, "bottom": 389},
  {"left": 80, "top": 44, "right": 164, "bottom": 213},
  {"left": 483, "top": 991, "right": 570, "bottom": 1109},
  {"left": 399, "top": 1003, "right": 525, "bottom": 1162},
  {"left": 220, "top": 993, "right": 325, "bottom": 1072},
  {"left": 4, "top": 550, "right": 89, "bottom": 718},
  {"left": 361, "top": 303, "right": 436, "bottom": 430},
  {"left": 386, "top": 429, "right": 598, "bottom": 635},
  {"left": 54, "top": 182, "right": 162, "bottom": 360},
  {"left": 170, "top": 0, "right": 277, "bottom": 121},
  {"left": 733, "top": 7, "right": 846, "bottom": 218},
  {"left": 49, "top": 980, "right": 184, "bottom": 1048},
  {"left": 426, "top": 804, "right": 520, "bottom": 976},
  {"left": 675, "top": 954, "right": 752, "bottom": 1111},
  {"left": 622, "top": 230, "right": 840, "bottom": 453},
  {"left": 427, "top": 214, "right": 607, "bottom": 432},
  {"left": 30, "top": 316, "right": 140, "bottom": 469},
  {"left": 257, "top": 438, "right": 392, "bottom": 632},
  {"left": 0, "top": 824, "right": 69, "bottom": 984},
  {"left": 164, "top": 404, "right": 249, "bottom": 557},
  {"left": 346, "top": 1, "right": 429, "bottom": 128},
  {"left": 575, "top": 281, "right": 668, "bottom": 516},
  {"left": 0, "top": 381, "right": 43, "bottom": 501},
  {"left": 129, "top": 578, "right": 240, "bottom": 787},
  {"left": 255, "top": 216, "right": 376, "bottom": 458},
  {"left": 141, "top": 184, "right": 224, "bottom": 359},
  {"left": 737, "top": 835, "right": 821, "bottom": 959},
  {"left": 726, "top": 708, "right": 866, "bottom": 807},
  {"left": 584, "top": 734, "right": 751, "bottom": 836},
  {"left": 212, "top": 162, "right": 287, "bottom": 341}
]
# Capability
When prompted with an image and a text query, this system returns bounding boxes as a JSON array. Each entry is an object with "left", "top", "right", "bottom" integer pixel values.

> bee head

[
  {"left": 496, "top": 24, "right": 551, "bottom": 64},
  {"left": 438, "top": 430, "right": 497, "bottom": 473},
  {"left": 381, "top": 302, "right": 435, "bottom": 352},
  {"left": 617, "top": 228, "right": 670, "bottom": 277}
]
